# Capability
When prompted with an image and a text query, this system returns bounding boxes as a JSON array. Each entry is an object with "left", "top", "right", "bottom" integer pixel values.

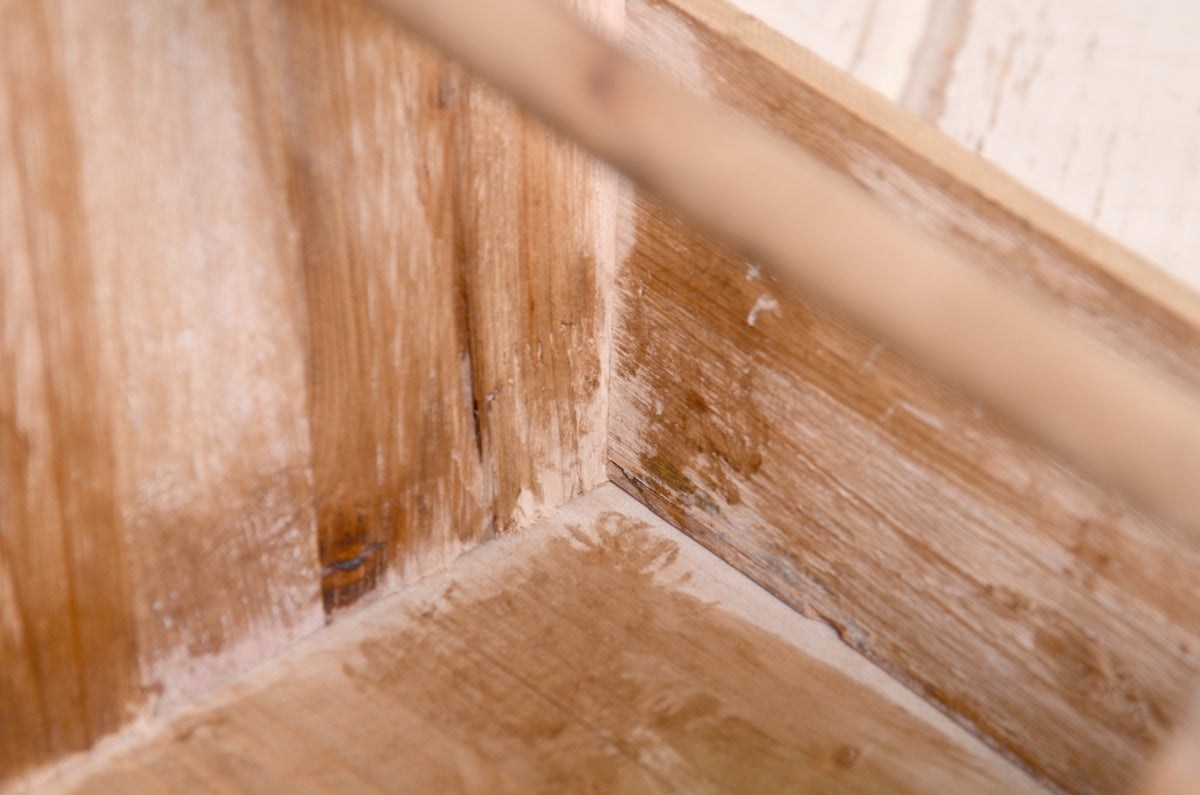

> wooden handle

[{"left": 367, "top": 0, "right": 1200, "bottom": 541}]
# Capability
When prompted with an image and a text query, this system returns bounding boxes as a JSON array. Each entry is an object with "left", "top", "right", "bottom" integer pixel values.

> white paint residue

[
  {"left": 745, "top": 262, "right": 762, "bottom": 281},
  {"left": 897, "top": 400, "right": 948, "bottom": 431},
  {"left": 626, "top": 1, "right": 713, "bottom": 100},
  {"left": 860, "top": 343, "right": 886, "bottom": 373},
  {"left": 614, "top": 176, "right": 638, "bottom": 268},
  {"left": 731, "top": 0, "right": 930, "bottom": 102},
  {"left": 746, "top": 295, "right": 781, "bottom": 327},
  {"left": 515, "top": 488, "right": 540, "bottom": 523}
]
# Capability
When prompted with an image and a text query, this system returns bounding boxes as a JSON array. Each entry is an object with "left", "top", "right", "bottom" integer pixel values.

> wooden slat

[
  {"left": 1, "top": 0, "right": 618, "bottom": 782},
  {"left": 0, "top": 0, "right": 140, "bottom": 770},
  {"left": 1, "top": 1, "right": 324, "bottom": 779},
  {"left": 272, "top": 0, "right": 616, "bottom": 606},
  {"left": 608, "top": 2, "right": 1200, "bottom": 792},
  {"left": 368, "top": 0, "right": 1200, "bottom": 544},
  {"left": 451, "top": 0, "right": 620, "bottom": 533},
  {"left": 271, "top": 0, "right": 493, "bottom": 609},
  {"left": 38, "top": 486, "right": 1046, "bottom": 795}
]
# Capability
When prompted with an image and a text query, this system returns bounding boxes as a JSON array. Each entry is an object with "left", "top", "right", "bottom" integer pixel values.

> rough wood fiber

[
  {"left": 1, "top": 1, "right": 323, "bottom": 779},
  {"left": 1, "top": 0, "right": 616, "bottom": 783},
  {"left": 273, "top": 0, "right": 493, "bottom": 610},
  {"left": 0, "top": 1, "right": 140, "bottom": 771},
  {"left": 450, "top": 0, "right": 620, "bottom": 534},
  {"left": 275, "top": 0, "right": 616, "bottom": 608},
  {"left": 371, "top": 0, "right": 1200, "bottom": 535},
  {"left": 39, "top": 487, "right": 1046, "bottom": 795},
  {"left": 610, "top": 2, "right": 1200, "bottom": 792}
]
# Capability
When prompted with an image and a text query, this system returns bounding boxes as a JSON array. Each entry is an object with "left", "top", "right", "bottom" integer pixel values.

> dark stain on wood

[
  {"left": 274, "top": 0, "right": 609, "bottom": 608},
  {"left": 1, "top": 0, "right": 615, "bottom": 783}
]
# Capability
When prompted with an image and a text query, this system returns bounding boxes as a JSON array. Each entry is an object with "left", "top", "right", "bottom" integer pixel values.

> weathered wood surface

[
  {"left": 283, "top": 0, "right": 618, "bottom": 610},
  {"left": 449, "top": 0, "right": 620, "bottom": 536},
  {"left": 1, "top": 0, "right": 616, "bottom": 783},
  {"left": 609, "top": 1, "right": 1200, "bottom": 793},
  {"left": 276, "top": 0, "right": 491, "bottom": 610},
  {"left": 732, "top": 0, "right": 1200, "bottom": 289},
  {"left": 36, "top": 486, "right": 1045, "bottom": 795},
  {"left": 1, "top": 2, "right": 323, "bottom": 780},
  {"left": 372, "top": 0, "right": 1200, "bottom": 537}
]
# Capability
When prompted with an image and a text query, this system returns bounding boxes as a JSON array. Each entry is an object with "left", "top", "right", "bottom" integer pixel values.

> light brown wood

[
  {"left": 0, "top": 0, "right": 139, "bottom": 768},
  {"left": 0, "top": 0, "right": 616, "bottom": 783},
  {"left": 272, "top": 0, "right": 493, "bottom": 610},
  {"left": 7, "top": 0, "right": 1199, "bottom": 789},
  {"left": 450, "top": 0, "right": 620, "bottom": 535},
  {"left": 1137, "top": 695, "right": 1200, "bottom": 795},
  {"left": 606, "top": 2, "right": 1200, "bottom": 792},
  {"left": 34, "top": 486, "right": 1045, "bottom": 795},
  {"left": 1, "top": 2, "right": 323, "bottom": 778},
  {"left": 367, "top": 0, "right": 1200, "bottom": 542},
  {"left": 275, "top": 0, "right": 616, "bottom": 607}
]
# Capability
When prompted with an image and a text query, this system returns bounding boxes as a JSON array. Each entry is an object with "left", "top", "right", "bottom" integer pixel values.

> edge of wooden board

[
  {"left": 668, "top": 0, "right": 1200, "bottom": 334},
  {"left": 24, "top": 485, "right": 1045, "bottom": 795},
  {"left": 610, "top": 1, "right": 1200, "bottom": 792}
]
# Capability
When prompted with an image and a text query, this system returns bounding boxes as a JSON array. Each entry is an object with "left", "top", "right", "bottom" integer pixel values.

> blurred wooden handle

[
  {"left": 1138, "top": 695, "right": 1200, "bottom": 795},
  {"left": 367, "top": 0, "right": 1200, "bottom": 541}
]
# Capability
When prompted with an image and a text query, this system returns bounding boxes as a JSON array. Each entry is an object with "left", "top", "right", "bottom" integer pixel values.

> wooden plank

[
  {"left": 270, "top": 0, "right": 493, "bottom": 609},
  {"left": 273, "top": 0, "right": 616, "bottom": 606},
  {"left": 1, "top": 0, "right": 324, "bottom": 780},
  {"left": 0, "top": 0, "right": 139, "bottom": 772},
  {"left": 70, "top": 0, "right": 326, "bottom": 688},
  {"left": 728, "top": 0, "right": 1200, "bottom": 287},
  {"left": 38, "top": 486, "right": 1046, "bottom": 795},
  {"left": 369, "top": 0, "right": 1200, "bottom": 538},
  {"left": 607, "top": 1, "right": 1200, "bottom": 793},
  {"left": 2, "top": 0, "right": 618, "bottom": 781},
  {"left": 451, "top": 0, "right": 620, "bottom": 533}
]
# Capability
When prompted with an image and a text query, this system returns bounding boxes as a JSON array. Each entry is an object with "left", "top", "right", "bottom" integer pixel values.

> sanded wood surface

[
  {"left": 1, "top": 2, "right": 324, "bottom": 779},
  {"left": 1, "top": 0, "right": 616, "bottom": 783},
  {"left": 733, "top": 0, "right": 1200, "bottom": 289},
  {"left": 275, "top": 0, "right": 492, "bottom": 610},
  {"left": 608, "top": 1, "right": 1200, "bottom": 793},
  {"left": 371, "top": 0, "right": 1200, "bottom": 540},
  {"left": 449, "top": 0, "right": 620, "bottom": 535},
  {"left": 35, "top": 486, "right": 1045, "bottom": 795}
]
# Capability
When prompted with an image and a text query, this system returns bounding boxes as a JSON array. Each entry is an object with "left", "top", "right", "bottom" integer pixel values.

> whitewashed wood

[
  {"left": 729, "top": 0, "right": 1200, "bottom": 287},
  {"left": 31, "top": 486, "right": 1046, "bottom": 795}
]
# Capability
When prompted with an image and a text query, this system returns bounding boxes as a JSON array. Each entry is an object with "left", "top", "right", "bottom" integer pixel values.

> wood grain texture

[
  {"left": 730, "top": 0, "right": 1200, "bottom": 288},
  {"left": 275, "top": 0, "right": 616, "bottom": 608},
  {"left": 370, "top": 0, "right": 1200, "bottom": 536},
  {"left": 1, "top": 0, "right": 617, "bottom": 782},
  {"left": 38, "top": 486, "right": 1045, "bottom": 795},
  {"left": 0, "top": 0, "right": 140, "bottom": 771},
  {"left": 2, "top": 1, "right": 323, "bottom": 779},
  {"left": 450, "top": 0, "right": 620, "bottom": 534},
  {"left": 610, "top": 1, "right": 1200, "bottom": 792},
  {"left": 273, "top": 0, "right": 492, "bottom": 610}
]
